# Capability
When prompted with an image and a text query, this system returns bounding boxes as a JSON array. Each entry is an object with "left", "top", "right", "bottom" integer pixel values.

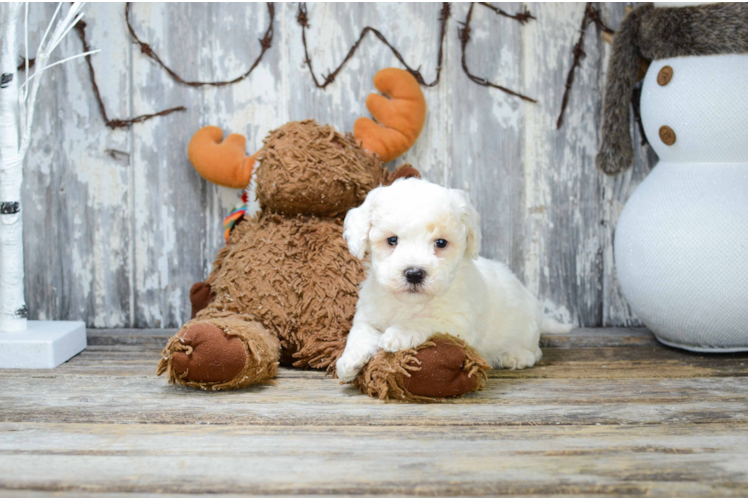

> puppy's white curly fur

[{"left": 336, "top": 178, "right": 571, "bottom": 382}]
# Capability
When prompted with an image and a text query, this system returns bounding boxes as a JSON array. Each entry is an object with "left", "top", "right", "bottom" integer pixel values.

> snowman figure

[{"left": 597, "top": 3, "right": 748, "bottom": 351}]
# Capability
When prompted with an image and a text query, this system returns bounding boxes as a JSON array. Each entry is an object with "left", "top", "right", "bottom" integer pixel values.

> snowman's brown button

[
  {"left": 659, "top": 125, "right": 676, "bottom": 145},
  {"left": 657, "top": 66, "right": 673, "bottom": 86}
]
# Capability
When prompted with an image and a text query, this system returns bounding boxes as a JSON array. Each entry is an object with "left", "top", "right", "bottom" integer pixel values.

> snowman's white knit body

[{"left": 614, "top": 53, "right": 748, "bottom": 351}]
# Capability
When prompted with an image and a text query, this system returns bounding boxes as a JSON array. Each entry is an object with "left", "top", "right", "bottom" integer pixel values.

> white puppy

[{"left": 336, "top": 177, "right": 571, "bottom": 382}]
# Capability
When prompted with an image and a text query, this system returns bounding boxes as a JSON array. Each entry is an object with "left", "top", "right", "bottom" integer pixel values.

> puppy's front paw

[
  {"left": 498, "top": 347, "right": 540, "bottom": 370},
  {"left": 336, "top": 352, "right": 369, "bottom": 383},
  {"left": 379, "top": 326, "right": 424, "bottom": 353}
]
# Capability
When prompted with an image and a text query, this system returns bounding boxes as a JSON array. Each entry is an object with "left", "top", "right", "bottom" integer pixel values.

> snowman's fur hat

[{"left": 597, "top": 2, "right": 748, "bottom": 175}]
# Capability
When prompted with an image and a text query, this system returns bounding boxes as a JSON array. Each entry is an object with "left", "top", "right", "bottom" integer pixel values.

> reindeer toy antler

[
  {"left": 187, "top": 68, "right": 426, "bottom": 192},
  {"left": 354, "top": 68, "right": 427, "bottom": 163}
]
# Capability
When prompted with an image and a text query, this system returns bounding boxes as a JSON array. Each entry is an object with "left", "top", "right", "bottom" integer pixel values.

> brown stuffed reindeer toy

[{"left": 158, "top": 69, "right": 489, "bottom": 401}]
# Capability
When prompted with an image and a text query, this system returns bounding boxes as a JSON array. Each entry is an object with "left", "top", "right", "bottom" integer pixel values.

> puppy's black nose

[{"left": 404, "top": 268, "right": 426, "bottom": 284}]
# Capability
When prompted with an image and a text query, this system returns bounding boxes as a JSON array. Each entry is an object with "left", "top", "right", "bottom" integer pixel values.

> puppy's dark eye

[
  {"left": 387, "top": 236, "right": 398, "bottom": 246},
  {"left": 435, "top": 239, "right": 448, "bottom": 249}
]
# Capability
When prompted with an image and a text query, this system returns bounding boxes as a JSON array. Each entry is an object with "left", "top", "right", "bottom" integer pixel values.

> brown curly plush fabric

[
  {"left": 352, "top": 334, "right": 490, "bottom": 403},
  {"left": 160, "top": 120, "right": 434, "bottom": 393},
  {"left": 202, "top": 211, "right": 364, "bottom": 370},
  {"left": 256, "top": 120, "right": 385, "bottom": 217}
]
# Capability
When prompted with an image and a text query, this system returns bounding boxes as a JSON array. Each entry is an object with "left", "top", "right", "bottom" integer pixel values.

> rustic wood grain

[
  {"left": 1, "top": 422, "right": 747, "bottom": 496},
  {"left": 1, "top": 329, "right": 747, "bottom": 429},
  {"left": 3, "top": 374, "right": 748, "bottom": 427},
  {"left": 22, "top": 3, "right": 135, "bottom": 328},
  {"left": 80, "top": 326, "right": 661, "bottom": 347},
  {"left": 522, "top": 3, "right": 607, "bottom": 327},
  {"left": 599, "top": 2, "right": 649, "bottom": 327},
  {"left": 18, "top": 3, "right": 655, "bottom": 329},
  {"left": 2, "top": 327, "right": 747, "bottom": 495},
  {"left": 3, "top": 328, "right": 746, "bottom": 381},
  {"left": 448, "top": 2, "right": 527, "bottom": 276}
]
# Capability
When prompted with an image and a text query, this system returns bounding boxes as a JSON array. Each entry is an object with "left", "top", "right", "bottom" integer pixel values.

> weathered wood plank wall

[{"left": 19, "top": 2, "right": 653, "bottom": 328}]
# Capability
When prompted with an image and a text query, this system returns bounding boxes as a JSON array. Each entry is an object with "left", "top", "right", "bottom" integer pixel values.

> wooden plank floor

[{"left": 1, "top": 328, "right": 747, "bottom": 497}]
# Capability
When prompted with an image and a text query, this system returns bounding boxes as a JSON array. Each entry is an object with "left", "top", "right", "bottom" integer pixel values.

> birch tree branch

[{"left": 0, "top": 2, "right": 97, "bottom": 332}]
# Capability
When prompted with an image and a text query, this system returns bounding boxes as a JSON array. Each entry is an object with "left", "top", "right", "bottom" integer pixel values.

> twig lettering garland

[
  {"left": 74, "top": 20, "right": 185, "bottom": 129},
  {"left": 556, "top": 4, "right": 647, "bottom": 143},
  {"left": 558, "top": 3, "right": 595, "bottom": 129},
  {"left": 478, "top": 2, "right": 535, "bottom": 24},
  {"left": 297, "top": 2, "right": 450, "bottom": 89},
  {"left": 24, "top": 3, "right": 545, "bottom": 130},
  {"left": 125, "top": 2, "right": 275, "bottom": 88},
  {"left": 459, "top": 3, "right": 537, "bottom": 102}
]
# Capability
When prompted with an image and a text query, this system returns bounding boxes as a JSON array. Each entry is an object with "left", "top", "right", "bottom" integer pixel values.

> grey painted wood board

[{"left": 18, "top": 3, "right": 654, "bottom": 328}]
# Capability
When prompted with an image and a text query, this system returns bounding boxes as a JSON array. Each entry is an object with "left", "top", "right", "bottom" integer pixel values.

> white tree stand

[
  {"left": 0, "top": 321, "right": 86, "bottom": 368},
  {"left": 0, "top": 3, "right": 96, "bottom": 368}
]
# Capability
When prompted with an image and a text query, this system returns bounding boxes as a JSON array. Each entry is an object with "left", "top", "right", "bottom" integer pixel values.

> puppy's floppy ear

[
  {"left": 452, "top": 189, "right": 481, "bottom": 260},
  {"left": 344, "top": 187, "right": 381, "bottom": 260}
]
